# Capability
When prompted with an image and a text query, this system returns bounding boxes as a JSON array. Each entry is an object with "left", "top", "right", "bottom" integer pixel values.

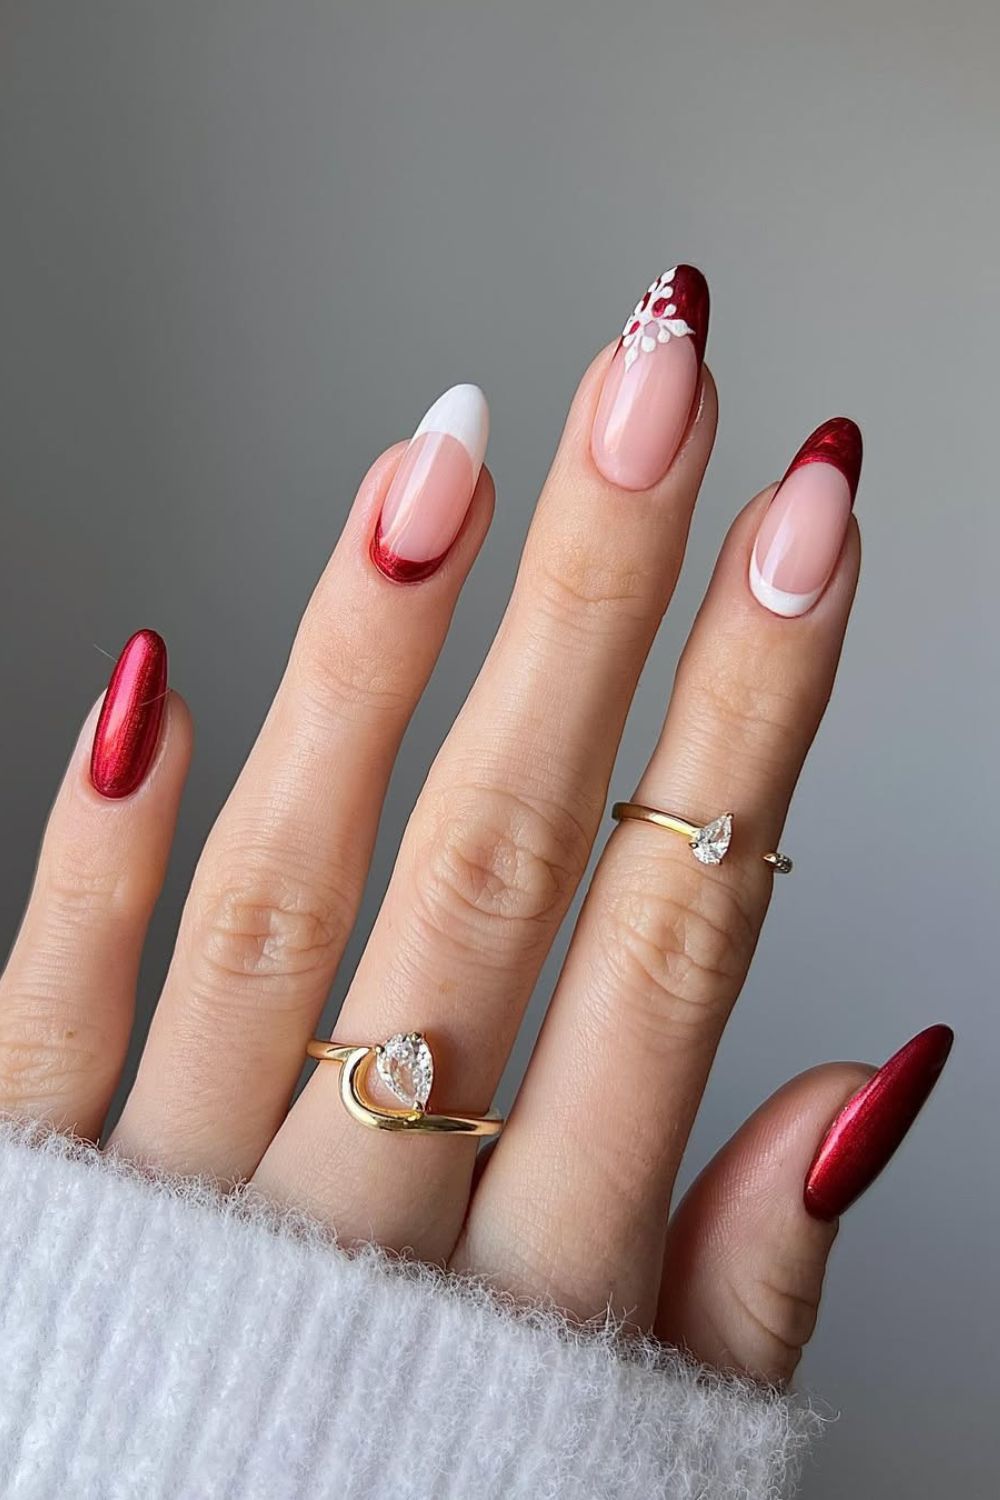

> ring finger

[{"left": 458, "top": 417, "right": 863, "bottom": 1324}]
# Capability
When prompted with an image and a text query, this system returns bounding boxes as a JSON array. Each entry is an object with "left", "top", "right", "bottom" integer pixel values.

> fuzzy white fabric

[{"left": 0, "top": 1121, "right": 821, "bottom": 1499}]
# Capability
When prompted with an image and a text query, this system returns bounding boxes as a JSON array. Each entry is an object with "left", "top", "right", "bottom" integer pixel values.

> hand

[{"left": 0, "top": 265, "right": 950, "bottom": 1384}]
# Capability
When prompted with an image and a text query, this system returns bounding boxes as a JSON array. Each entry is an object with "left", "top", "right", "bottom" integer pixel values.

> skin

[{"left": 0, "top": 344, "right": 870, "bottom": 1385}]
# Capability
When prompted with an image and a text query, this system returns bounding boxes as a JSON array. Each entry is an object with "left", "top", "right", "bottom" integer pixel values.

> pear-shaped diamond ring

[
  {"left": 306, "top": 1032, "right": 505, "bottom": 1136},
  {"left": 611, "top": 802, "right": 792, "bottom": 875}
]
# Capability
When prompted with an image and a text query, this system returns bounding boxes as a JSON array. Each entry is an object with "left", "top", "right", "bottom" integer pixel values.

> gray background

[{"left": 1, "top": 1, "right": 997, "bottom": 1493}]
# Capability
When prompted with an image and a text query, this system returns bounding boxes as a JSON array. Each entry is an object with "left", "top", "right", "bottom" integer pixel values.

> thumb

[{"left": 656, "top": 1026, "right": 952, "bottom": 1384}]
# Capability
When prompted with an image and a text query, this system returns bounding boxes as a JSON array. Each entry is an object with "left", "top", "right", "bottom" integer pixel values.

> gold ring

[
  {"left": 306, "top": 1031, "right": 504, "bottom": 1136},
  {"left": 611, "top": 802, "right": 793, "bottom": 874}
]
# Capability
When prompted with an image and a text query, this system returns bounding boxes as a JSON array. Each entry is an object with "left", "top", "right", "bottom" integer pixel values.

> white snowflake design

[{"left": 621, "top": 268, "right": 694, "bottom": 371}]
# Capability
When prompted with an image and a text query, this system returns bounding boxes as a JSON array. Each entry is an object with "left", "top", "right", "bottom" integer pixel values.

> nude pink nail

[
  {"left": 591, "top": 265, "right": 709, "bottom": 491},
  {"left": 749, "top": 418, "right": 863, "bottom": 617},
  {"left": 371, "top": 385, "right": 489, "bottom": 583}
]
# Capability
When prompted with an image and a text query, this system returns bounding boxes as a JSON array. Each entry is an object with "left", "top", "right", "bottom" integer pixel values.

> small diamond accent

[
  {"left": 376, "top": 1033, "right": 434, "bottom": 1111},
  {"left": 691, "top": 813, "right": 733, "bottom": 865}
]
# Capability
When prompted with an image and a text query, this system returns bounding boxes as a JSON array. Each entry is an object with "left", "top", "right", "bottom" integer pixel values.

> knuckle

[
  {"left": 0, "top": 1008, "right": 107, "bottom": 1111},
  {"left": 690, "top": 659, "right": 807, "bottom": 759},
  {"left": 187, "top": 866, "right": 348, "bottom": 996},
  {"left": 597, "top": 868, "right": 756, "bottom": 1045},
  {"left": 41, "top": 860, "right": 154, "bottom": 928},
  {"left": 292, "top": 614, "right": 411, "bottom": 722},
  {"left": 411, "top": 784, "right": 591, "bottom": 958},
  {"left": 532, "top": 541, "right": 651, "bottom": 630}
]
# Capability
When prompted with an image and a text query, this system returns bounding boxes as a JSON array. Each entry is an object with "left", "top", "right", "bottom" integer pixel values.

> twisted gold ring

[
  {"left": 306, "top": 1031, "right": 504, "bottom": 1136},
  {"left": 611, "top": 802, "right": 793, "bottom": 874}
]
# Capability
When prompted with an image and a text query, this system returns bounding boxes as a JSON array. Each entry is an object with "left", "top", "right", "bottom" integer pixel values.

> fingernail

[
  {"left": 371, "top": 384, "right": 489, "bottom": 583},
  {"left": 90, "top": 629, "right": 169, "bottom": 798},
  {"left": 749, "top": 417, "right": 863, "bottom": 617},
  {"left": 591, "top": 264, "right": 709, "bottom": 491},
  {"left": 804, "top": 1024, "right": 954, "bottom": 1220}
]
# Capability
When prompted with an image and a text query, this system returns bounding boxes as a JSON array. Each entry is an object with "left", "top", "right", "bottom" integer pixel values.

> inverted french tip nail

[
  {"left": 371, "top": 383, "right": 489, "bottom": 583},
  {"left": 590, "top": 264, "right": 709, "bottom": 492},
  {"left": 749, "top": 416, "right": 863, "bottom": 618},
  {"left": 90, "top": 629, "right": 169, "bottom": 798},
  {"left": 804, "top": 1023, "right": 954, "bottom": 1221}
]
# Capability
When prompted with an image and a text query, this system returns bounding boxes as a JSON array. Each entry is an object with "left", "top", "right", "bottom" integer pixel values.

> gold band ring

[
  {"left": 611, "top": 802, "right": 793, "bottom": 874},
  {"left": 306, "top": 1031, "right": 504, "bottom": 1137}
]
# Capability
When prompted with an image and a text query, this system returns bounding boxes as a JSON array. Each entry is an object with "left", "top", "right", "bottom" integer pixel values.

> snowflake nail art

[{"left": 620, "top": 269, "right": 695, "bottom": 371}]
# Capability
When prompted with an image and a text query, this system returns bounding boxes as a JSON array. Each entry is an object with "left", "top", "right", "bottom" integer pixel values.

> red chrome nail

[
  {"left": 90, "top": 629, "right": 168, "bottom": 798},
  {"left": 804, "top": 1024, "right": 954, "bottom": 1220},
  {"left": 784, "top": 416, "right": 863, "bottom": 503}
]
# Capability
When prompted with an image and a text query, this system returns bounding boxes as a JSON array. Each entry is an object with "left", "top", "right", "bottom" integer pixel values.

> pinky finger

[
  {"left": 0, "top": 631, "right": 190, "bottom": 1138},
  {"left": 657, "top": 1026, "right": 953, "bottom": 1383}
]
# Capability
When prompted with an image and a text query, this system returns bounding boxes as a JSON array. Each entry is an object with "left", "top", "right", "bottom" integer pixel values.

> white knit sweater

[{"left": 0, "top": 1121, "right": 820, "bottom": 1499}]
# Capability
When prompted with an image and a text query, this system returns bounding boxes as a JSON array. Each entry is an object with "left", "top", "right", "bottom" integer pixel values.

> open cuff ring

[
  {"left": 611, "top": 802, "right": 793, "bottom": 874},
  {"left": 306, "top": 1031, "right": 505, "bottom": 1136}
]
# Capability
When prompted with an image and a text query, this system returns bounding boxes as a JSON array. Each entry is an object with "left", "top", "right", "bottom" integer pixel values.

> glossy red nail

[
  {"left": 90, "top": 629, "right": 168, "bottom": 798},
  {"left": 804, "top": 1024, "right": 953, "bottom": 1220}
]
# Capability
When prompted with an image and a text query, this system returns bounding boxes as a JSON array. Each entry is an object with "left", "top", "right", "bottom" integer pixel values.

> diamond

[
  {"left": 691, "top": 813, "right": 733, "bottom": 865},
  {"left": 376, "top": 1033, "right": 434, "bottom": 1111}
]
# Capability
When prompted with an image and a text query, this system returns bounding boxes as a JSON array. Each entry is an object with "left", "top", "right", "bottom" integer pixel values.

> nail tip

[
  {"left": 413, "top": 383, "right": 490, "bottom": 467},
  {"left": 890, "top": 1021, "right": 955, "bottom": 1071},
  {"left": 672, "top": 263, "right": 710, "bottom": 363},
  {"left": 120, "top": 627, "right": 169, "bottom": 676},
  {"left": 790, "top": 416, "right": 864, "bottom": 502},
  {"left": 618, "top": 262, "right": 710, "bottom": 365}
]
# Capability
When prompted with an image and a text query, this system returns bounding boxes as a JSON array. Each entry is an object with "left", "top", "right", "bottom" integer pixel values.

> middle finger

[{"left": 257, "top": 266, "right": 714, "bottom": 1255}]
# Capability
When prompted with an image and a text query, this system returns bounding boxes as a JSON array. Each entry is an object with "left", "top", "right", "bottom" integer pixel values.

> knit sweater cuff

[{"left": 0, "top": 1121, "right": 820, "bottom": 1499}]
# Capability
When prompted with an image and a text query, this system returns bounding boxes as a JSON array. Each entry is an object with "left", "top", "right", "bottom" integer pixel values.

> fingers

[
  {"left": 112, "top": 387, "right": 493, "bottom": 1177},
  {"left": 0, "top": 631, "right": 190, "bottom": 1138},
  {"left": 657, "top": 1024, "right": 953, "bottom": 1383},
  {"left": 255, "top": 267, "right": 716, "bottom": 1252},
  {"left": 459, "top": 420, "right": 862, "bottom": 1321}
]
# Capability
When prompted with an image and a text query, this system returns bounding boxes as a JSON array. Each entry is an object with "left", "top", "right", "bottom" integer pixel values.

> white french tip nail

[
  {"left": 413, "top": 384, "right": 490, "bottom": 473},
  {"left": 748, "top": 548, "right": 823, "bottom": 618}
]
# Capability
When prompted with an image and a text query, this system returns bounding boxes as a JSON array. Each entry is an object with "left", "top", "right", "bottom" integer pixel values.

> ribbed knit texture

[{"left": 0, "top": 1121, "right": 821, "bottom": 1499}]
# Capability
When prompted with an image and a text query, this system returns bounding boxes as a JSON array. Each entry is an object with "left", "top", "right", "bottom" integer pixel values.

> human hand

[{"left": 0, "top": 265, "right": 951, "bottom": 1384}]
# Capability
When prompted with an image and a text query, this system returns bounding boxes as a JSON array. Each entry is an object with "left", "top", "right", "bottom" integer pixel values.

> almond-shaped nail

[
  {"left": 749, "top": 417, "right": 863, "bottom": 617},
  {"left": 591, "top": 264, "right": 709, "bottom": 491},
  {"left": 90, "top": 629, "right": 168, "bottom": 798},
  {"left": 804, "top": 1024, "right": 954, "bottom": 1221},
  {"left": 371, "top": 384, "right": 489, "bottom": 583}
]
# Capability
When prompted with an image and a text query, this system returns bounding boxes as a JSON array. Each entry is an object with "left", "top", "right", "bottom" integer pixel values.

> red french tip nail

[
  {"left": 616, "top": 263, "right": 710, "bottom": 368},
  {"left": 90, "top": 629, "right": 168, "bottom": 799},
  {"left": 785, "top": 416, "right": 864, "bottom": 504},
  {"left": 667, "top": 264, "right": 710, "bottom": 368},
  {"left": 804, "top": 1024, "right": 954, "bottom": 1221}
]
